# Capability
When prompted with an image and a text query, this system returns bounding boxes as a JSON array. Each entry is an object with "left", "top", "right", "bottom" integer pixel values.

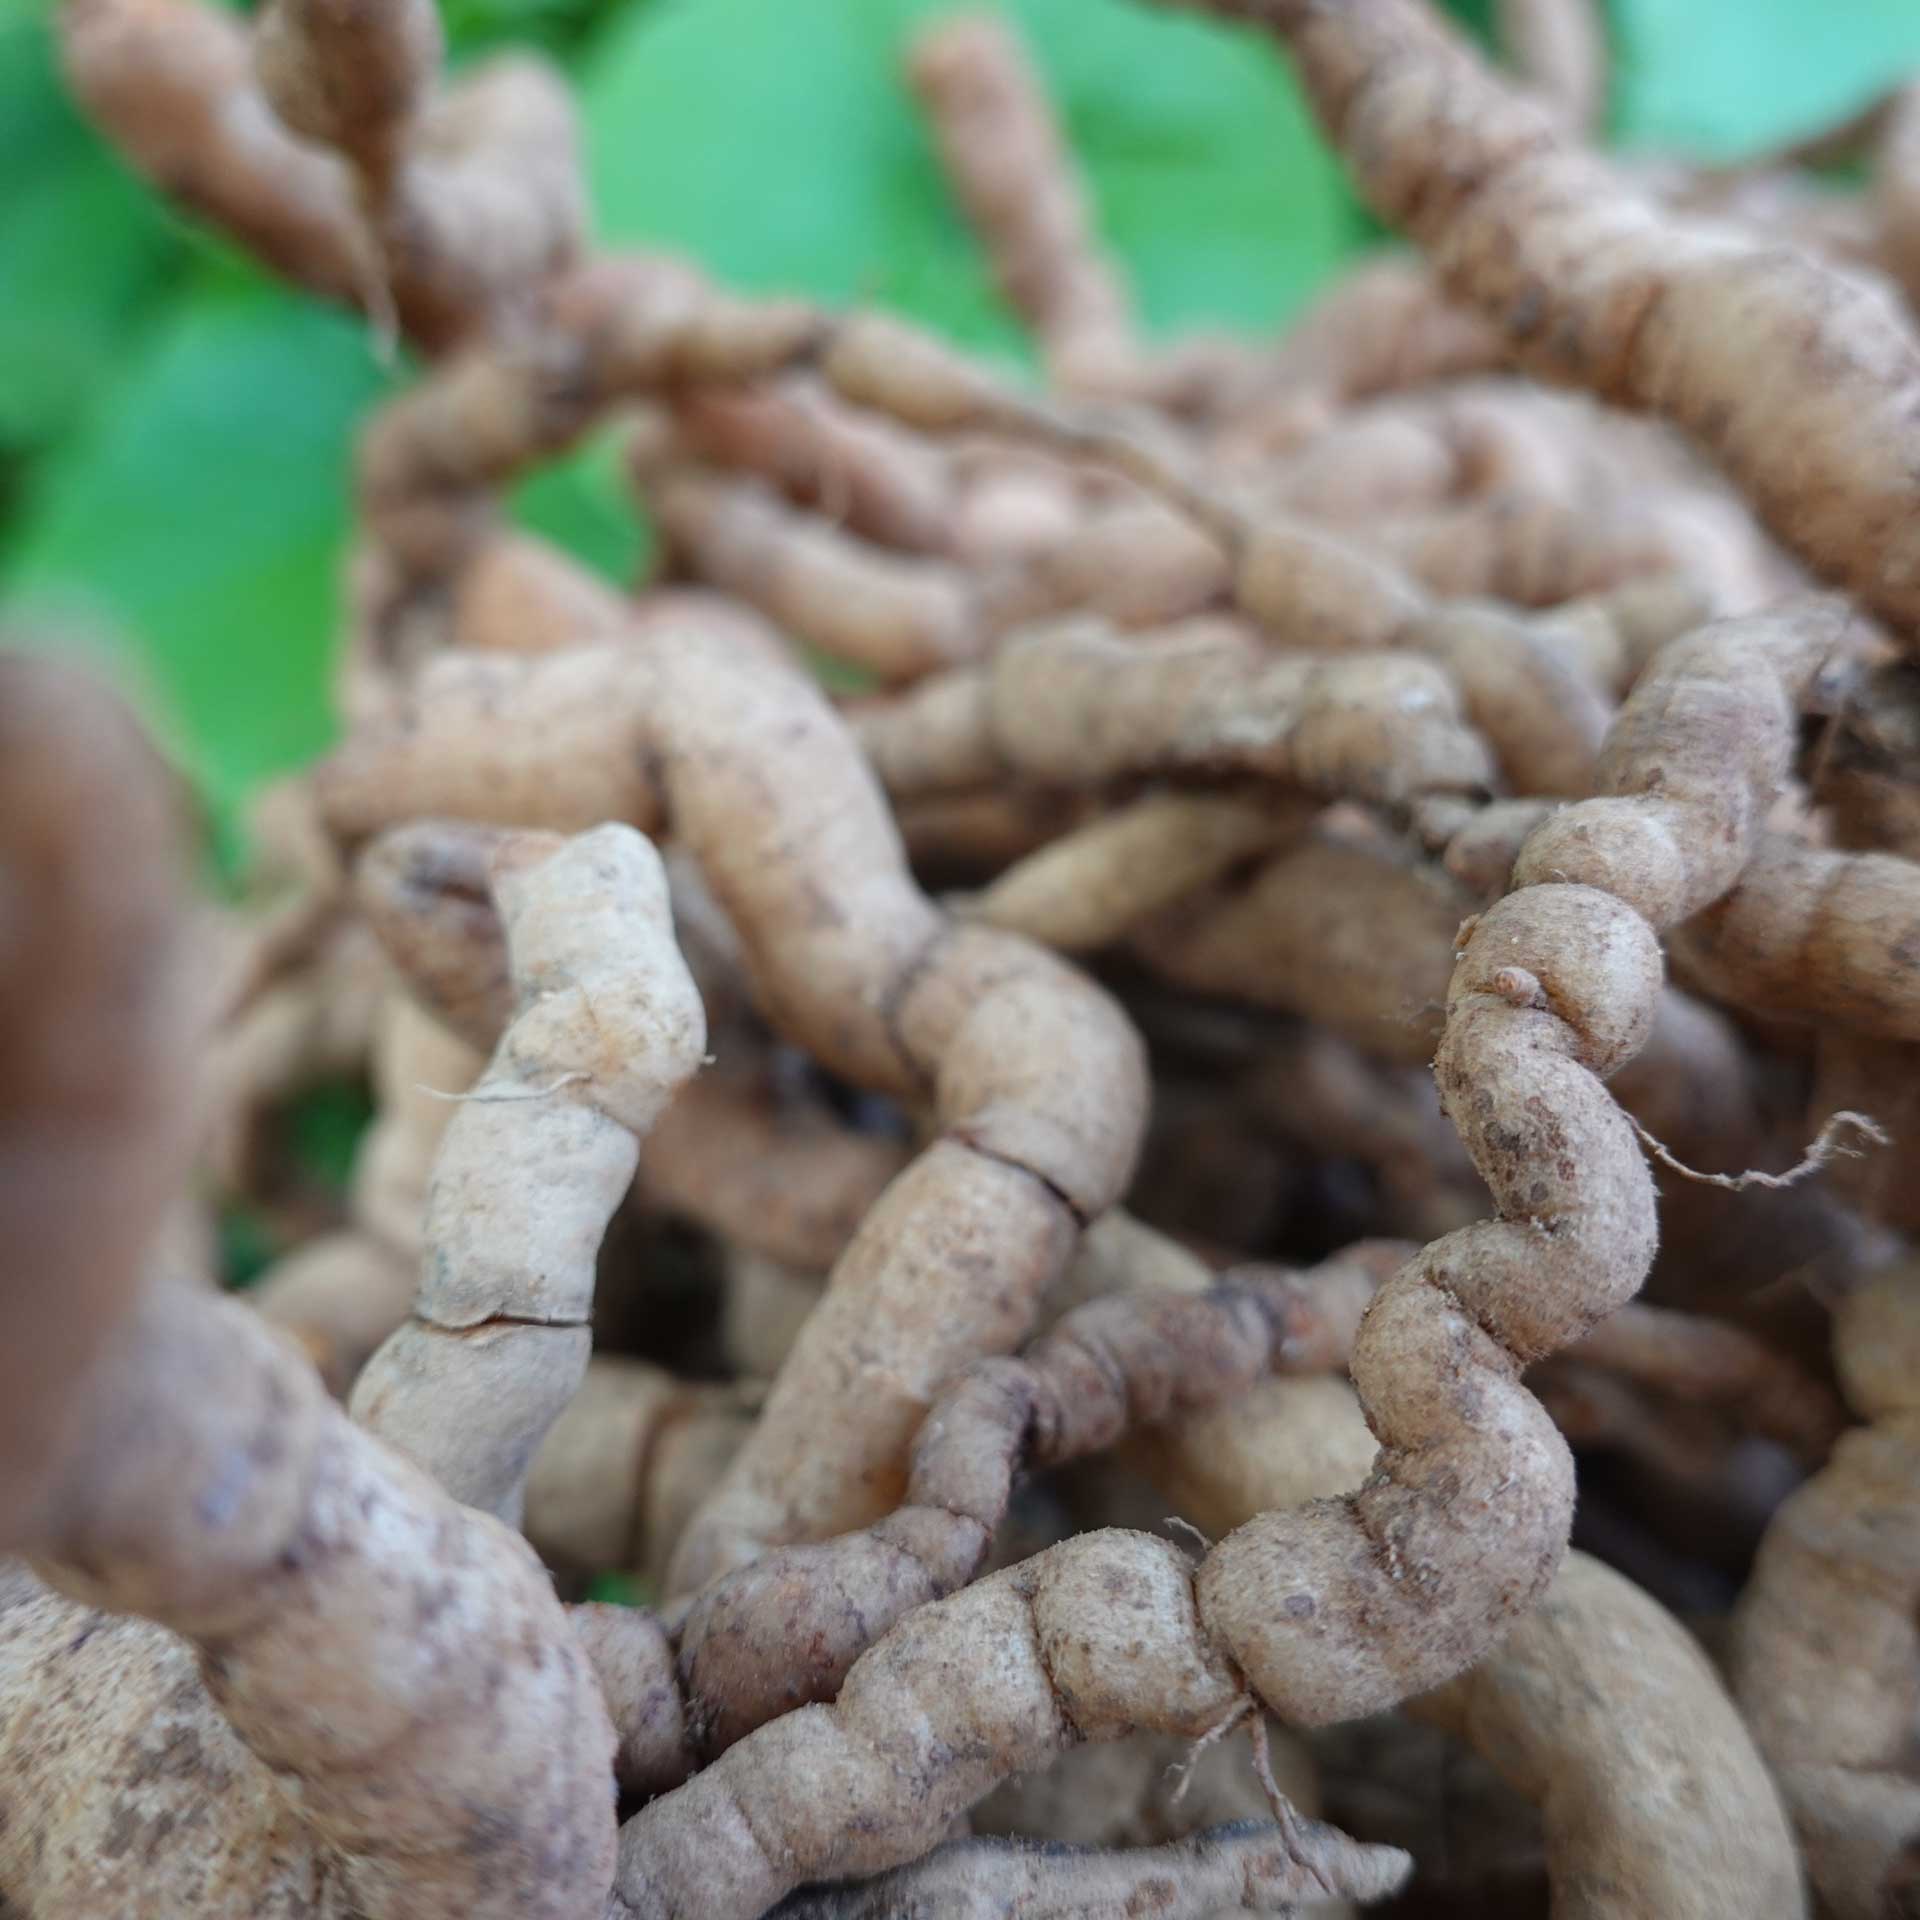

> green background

[{"left": 6, "top": 0, "right": 1920, "bottom": 832}]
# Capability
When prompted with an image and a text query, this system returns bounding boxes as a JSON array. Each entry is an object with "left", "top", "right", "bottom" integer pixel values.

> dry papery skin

[
  {"left": 316, "top": 585, "right": 1149, "bottom": 1596},
  {"left": 350, "top": 824, "right": 707, "bottom": 1525},
  {"left": 1731, "top": 1263, "right": 1920, "bottom": 1920},
  {"left": 0, "top": 651, "right": 195, "bottom": 1548},
  {"left": 1172, "top": 0, "right": 1920, "bottom": 645}
]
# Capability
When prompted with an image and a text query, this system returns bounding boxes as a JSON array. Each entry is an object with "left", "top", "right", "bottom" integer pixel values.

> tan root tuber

[
  {"left": 1732, "top": 1263, "right": 1920, "bottom": 1919},
  {"left": 350, "top": 823, "right": 707, "bottom": 1523}
]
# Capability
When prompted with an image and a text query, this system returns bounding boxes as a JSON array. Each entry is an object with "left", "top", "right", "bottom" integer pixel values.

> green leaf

[
  {"left": 1611, "top": 0, "right": 1920, "bottom": 159},
  {"left": 0, "top": 278, "right": 391, "bottom": 814},
  {"left": 0, "top": 17, "right": 182, "bottom": 448},
  {"left": 582, "top": 0, "right": 1369, "bottom": 356}
]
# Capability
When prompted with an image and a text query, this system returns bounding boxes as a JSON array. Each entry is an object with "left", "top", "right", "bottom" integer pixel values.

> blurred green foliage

[{"left": 5, "top": 0, "right": 1920, "bottom": 831}]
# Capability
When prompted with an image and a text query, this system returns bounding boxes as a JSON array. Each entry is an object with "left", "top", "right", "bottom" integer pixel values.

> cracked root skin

[
  {"left": 1732, "top": 1264, "right": 1920, "bottom": 1920},
  {"left": 1188, "top": 0, "right": 1920, "bottom": 644},
  {"left": 16, "top": 1279, "right": 617, "bottom": 1920},
  {"left": 316, "top": 591, "right": 1147, "bottom": 1594},
  {"left": 350, "top": 825, "right": 706, "bottom": 1524}
]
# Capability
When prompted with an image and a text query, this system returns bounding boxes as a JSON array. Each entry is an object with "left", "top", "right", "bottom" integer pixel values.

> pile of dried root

[{"left": 8, "top": 0, "right": 1920, "bottom": 1913}]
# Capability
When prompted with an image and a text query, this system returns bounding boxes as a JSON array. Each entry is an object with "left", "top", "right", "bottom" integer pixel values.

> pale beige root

[
  {"left": 770, "top": 1819, "right": 1403, "bottom": 1918},
  {"left": 1132, "top": 830, "right": 1467, "bottom": 1069},
  {"left": 253, "top": 0, "right": 440, "bottom": 184},
  {"left": 1187, "top": 0, "right": 1920, "bottom": 644},
  {"left": 818, "top": 335, "right": 1616, "bottom": 798},
  {"left": 905, "top": 13, "right": 1137, "bottom": 393},
  {"left": 665, "top": 378, "right": 956, "bottom": 554},
  {"left": 643, "top": 466, "right": 985, "bottom": 680},
  {"left": 251, "top": 997, "right": 481, "bottom": 1395},
  {"left": 1357, "top": 483, "right": 1781, "bottom": 616},
  {"left": 523, "top": 1357, "right": 752, "bottom": 1587},
  {"left": 353, "top": 821, "right": 517, "bottom": 1047},
  {"left": 625, "top": 605, "right": 1814, "bottom": 1894},
  {"left": 672, "top": 1250, "right": 1401, "bottom": 1760},
  {"left": 0, "top": 1575, "right": 356, "bottom": 1918},
  {"left": 720, "top": 1245, "right": 825, "bottom": 1380},
  {"left": 1672, "top": 833, "right": 1920, "bottom": 1040},
  {"left": 966, "top": 790, "right": 1313, "bottom": 953},
  {"left": 56, "top": 0, "right": 373, "bottom": 319},
  {"left": 251, "top": 1231, "right": 415, "bottom": 1399},
  {"left": 1141, "top": 1374, "right": 1381, "bottom": 1541},
  {"left": 974, "top": 1722, "right": 1324, "bottom": 1849},
  {"left": 1232, "top": 255, "right": 1508, "bottom": 417},
  {"left": 713, "top": 1220, "right": 1245, "bottom": 1526},
  {"left": 610, "top": 1535, "right": 1409, "bottom": 1920},
  {"left": 1536, "top": 572, "right": 1722, "bottom": 696},
  {"left": 350, "top": 825, "right": 704, "bottom": 1524},
  {"left": 453, "top": 530, "right": 640, "bottom": 653},
  {"left": 1237, "top": 1027, "right": 1486, "bottom": 1242},
  {"left": 379, "top": 54, "right": 588, "bottom": 347},
  {"left": 1417, "top": 795, "right": 1558, "bottom": 899},
  {"left": 253, "top": 0, "right": 585, "bottom": 348},
  {"left": 200, "top": 913, "right": 389, "bottom": 1193},
  {"left": 1563, "top": 1301, "right": 1845, "bottom": 1461},
  {"left": 352, "top": 266, "right": 1602, "bottom": 792},
  {"left": 947, "top": 447, "right": 1090, "bottom": 566},
  {"left": 316, "top": 604, "right": 1148, "bottom": 1597},
  {"left": 1495, "top": 0, "right": 1605, "bottom": 131},
  {"left": 983, "top": 500, "right": 1231, "bottom": 631},
  {"left": 0, "top": 653, "right": 195, "bottom": 1548},
  {"left": 898, "top": 786, "right": 1092, "bottom": 873},
  {"left": 1732, "top": 1264, "right": 1920, "bottom": 1920},
  {"left": 1878, "top": 82, "right": 1920, "bottom": 325},
  {"left": 1240, "top": 376, "right": 1644, "bottom": 515},
  {"left": 13, "top": 1276, "right": 617, "bottom": 1920},
  {"left": 1412, "top": 1552, "right": 1805, "bottom": 1919},
  {"left": 641, "top": 1066, "right": 912, "bottom": 1275},
  {"left": 851, "top": 619, "right": 1494, "bottom": 813},
  {"left": 354, "top": 255, "right": 823, "bottom": 574},
  {"left": 1188, "top": 602, "right": 1855, "bottom": 1732},
  {"left": 360, "top": 814, "right": 911, "bottom": 1275}
]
